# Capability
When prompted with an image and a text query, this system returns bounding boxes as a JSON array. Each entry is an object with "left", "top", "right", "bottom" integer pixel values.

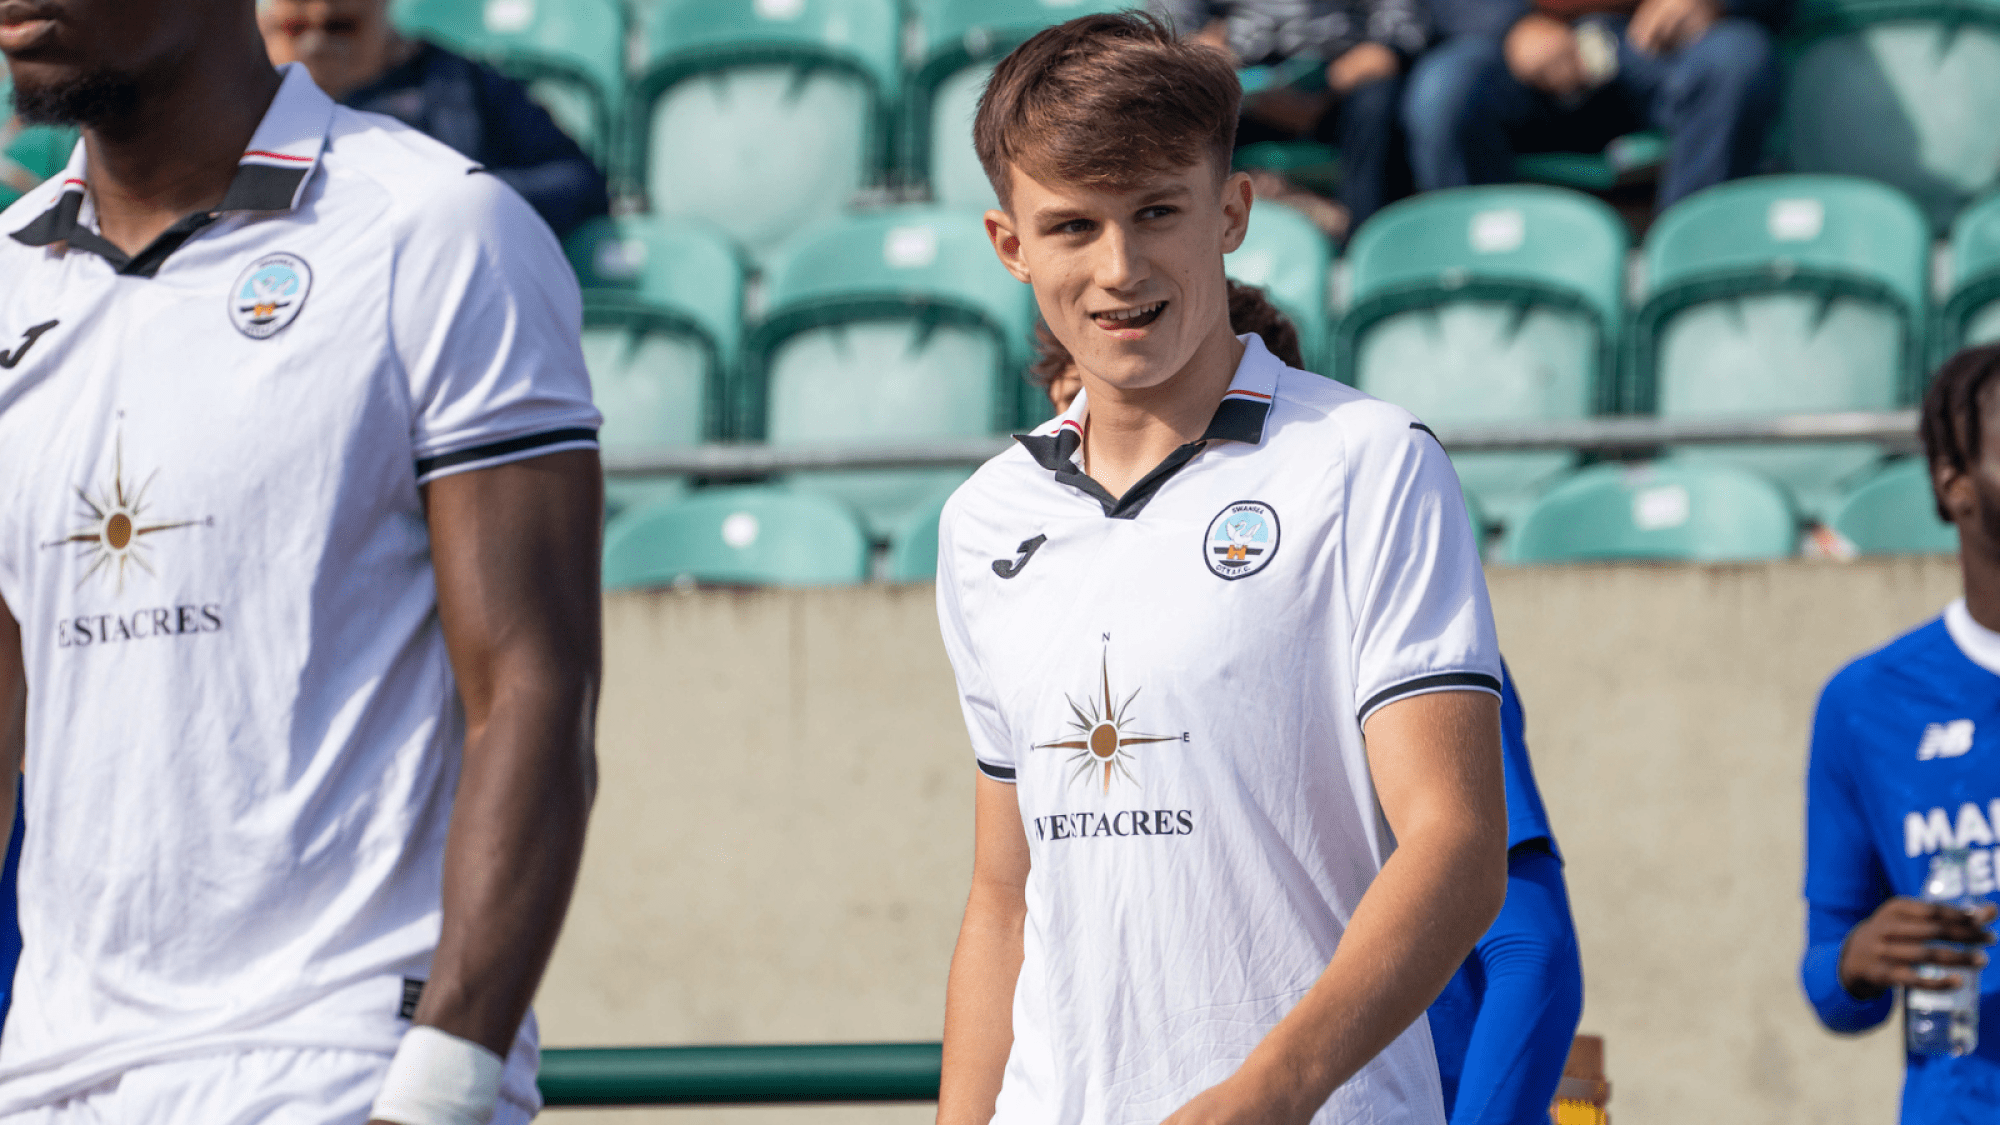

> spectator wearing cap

[
  {"left": 1152, "top": 0, "right": 1428, "bottom": 239},
  {"left": 1401, "top": 0, "right": 1785, "bottom": 208},
  {"left": 262, "top": 0, "right": 611, "bottom": 237}
]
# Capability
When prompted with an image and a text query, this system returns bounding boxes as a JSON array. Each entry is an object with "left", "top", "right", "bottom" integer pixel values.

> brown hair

[
  {"left": 973, "top": 11, "right": 1241, "bottom": 209},
  {"left": 1920, "top": 343, "right": 2000, "bottom": 520},
  {"left": 1029, "top": 280, "right": 1306, "bottom": 390}
]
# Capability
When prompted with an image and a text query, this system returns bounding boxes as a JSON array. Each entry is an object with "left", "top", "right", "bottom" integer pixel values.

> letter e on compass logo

[
  {"left": 1204, "top": 500, "right": 1280, "bottom": 580},
  {"left": 229, "top": 252, "right": 312, "bottom": 339}
]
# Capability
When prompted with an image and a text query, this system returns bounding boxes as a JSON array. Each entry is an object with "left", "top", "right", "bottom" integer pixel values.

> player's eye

[
  {"left": 1138, "top": 205, "right": 1178, "bottom": 221},
  {"left": 1051, "top": 218, "right": 1095, "bottom": 236}
]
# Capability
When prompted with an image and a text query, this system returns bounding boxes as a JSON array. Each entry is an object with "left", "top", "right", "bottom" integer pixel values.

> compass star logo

[
  {"left": 1034, "top": 648, "right": 1182, "bottom": 793},
  {"left": 44, "top": 434, "right": 203, "bottom": 593}
]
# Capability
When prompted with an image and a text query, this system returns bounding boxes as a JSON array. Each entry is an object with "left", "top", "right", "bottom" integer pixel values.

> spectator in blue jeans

[
  {"left": 262, "top": 0, "right": 611, "bottom": 238},
  {"left": 1402, "top": 0, "right": 1787, "bottom": 208},
  {"left": 1152, "top": 1, "right": 1430, "bottom": 238}
]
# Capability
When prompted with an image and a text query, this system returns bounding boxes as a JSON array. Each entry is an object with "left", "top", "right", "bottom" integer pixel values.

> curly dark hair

[
  {"left": 1028, "top": 281, "right": 1306, "bottom": 390},
  {"left": 1920, "top": 344, "right": 2000, "bottom": 521}
]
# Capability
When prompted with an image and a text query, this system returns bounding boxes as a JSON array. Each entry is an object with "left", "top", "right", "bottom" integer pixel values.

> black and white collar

[{"left": 9, "top": 63, "right": 333, "bottom": 278}]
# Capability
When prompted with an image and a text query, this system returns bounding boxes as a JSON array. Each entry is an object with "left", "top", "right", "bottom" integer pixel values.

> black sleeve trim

[
  {"left": 975, "top": 759, "right": 1017, "bottom": 782},
  {"left": 1358, "top": 671, "right": 1503, "bottom": 721},
  {"left": 414, "top": 427, "right": 599, "bottom": 479}
]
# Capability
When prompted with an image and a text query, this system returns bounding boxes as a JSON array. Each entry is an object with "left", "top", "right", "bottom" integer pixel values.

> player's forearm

[
  {"left": 418, "top": 672, "right": 597, "bottom": 1055},
  {"left": 0, "top": 595, "right": 23, "bottom": 780},
  {"left": 937, "top": 883, "right": 1027, "bottom": 1125},
  {"left": 1235, "top": 818, "right": 1506, "bottom": 1120}
]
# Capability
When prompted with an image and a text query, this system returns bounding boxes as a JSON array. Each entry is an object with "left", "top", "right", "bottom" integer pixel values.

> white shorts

[{"left": 0, "top": 1046, "right": 539, "bottom": 1125}]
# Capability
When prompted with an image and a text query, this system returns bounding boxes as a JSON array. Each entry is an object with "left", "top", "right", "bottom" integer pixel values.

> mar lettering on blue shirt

[{"left": 1803, "top": 612, "right": 2000, "bottom": 1122}]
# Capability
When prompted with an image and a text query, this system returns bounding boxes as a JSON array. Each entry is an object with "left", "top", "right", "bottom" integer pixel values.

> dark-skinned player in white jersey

[{"left": 0, "top": 1, "right": 600, "bottom": 1123}]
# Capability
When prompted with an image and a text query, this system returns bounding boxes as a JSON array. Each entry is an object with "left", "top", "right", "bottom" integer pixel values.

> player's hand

[
  {"left": 1503, "top": 14, "right": 1586, "bottom": 96},
  {"left": 1628, "top": 0, "right": 1721, "bottom": 55},
  {"left": 1159, "top": 1073, "right": 1311, "bottom": 1125},
  {"left": 1837, "top": 897, "right": 1998, "bottom": 1001},
  {"left": 1328, "top": 42, "right": 1401, "bottom": 93}
]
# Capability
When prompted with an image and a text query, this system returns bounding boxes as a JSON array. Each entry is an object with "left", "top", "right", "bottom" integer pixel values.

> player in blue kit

[
  {"left": 1801, "top": 343, "right": 2000, "bottom": 1121},
  {"left": 1427, "top": 664, "right": 1584, "bottom": 1124}
]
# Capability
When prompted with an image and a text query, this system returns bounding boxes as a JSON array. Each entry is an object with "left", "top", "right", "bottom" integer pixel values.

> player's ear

[
  {"left": 987, "top": 208, "right": 1032, "bottom": 285},
  {"left": 1219, "top": 169, "right": 1253, "bottom": 255},
  {"left": 1936, "top": 459, "right": 1976, "bottom": 526}
]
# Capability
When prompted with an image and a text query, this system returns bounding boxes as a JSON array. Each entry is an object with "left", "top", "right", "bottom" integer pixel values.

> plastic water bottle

[{"left": 1907, "top": 848, "right": 1982, "bottom": 1057}]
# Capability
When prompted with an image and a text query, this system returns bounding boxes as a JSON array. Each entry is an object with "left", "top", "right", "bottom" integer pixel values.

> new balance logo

[
  {"left": 1919, "top": 719, "right": 1975, "bottom": 761},
  {"left": 993, "top": 534, "right": 1046, "bottom": 579},
  {"left": 0, "top": 320, "right": 57, "bottom": 369}
]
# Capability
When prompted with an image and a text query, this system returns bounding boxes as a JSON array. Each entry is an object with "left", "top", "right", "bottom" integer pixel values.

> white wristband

[{"left": 370, "top": 1025, "right": 504, "bottom": 1125}]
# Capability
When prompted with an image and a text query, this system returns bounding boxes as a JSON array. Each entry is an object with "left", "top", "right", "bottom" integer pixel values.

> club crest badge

[
  {"left": 228, "top": 252, "right": 312, "bottom": 339},
  {"left": 1204, "top": 500, "right": 1280, "bottom": 580}
]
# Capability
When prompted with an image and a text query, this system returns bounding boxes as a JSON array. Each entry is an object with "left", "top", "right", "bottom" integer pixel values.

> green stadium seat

[
  {"left": 1784, "top": 0, "right": 2000, "bottom": 232},
  {"left": 391, "top": 0, "right": 624, "bottom": 162},
  {"left": 1336, "top": 186, "right": 1626, "bottom": 529},
  {"left": 1939, "top": 191, "right": 2000, "bottom": 362},
  {"left": 1506, "top": 460, "right": 1800, "bottom": 564},
  {"left": 1628, "top": 174, "right": 1929, "bottom": 518},
  {"left": 0, "top": 77, "right": 78, "bottom": 210},
  {"left": 602, "top": 486, "right": 872, "bottom": 589},
  {"left": 1829, "top": 456, "right": 1958, "bottom": 554},
  {"left": 1225, "top": 199, "right": 1333, "bottom": 370},
  {"left": 741, "top": 206, "right": 1033, "bottom": 537},
  {"left": 884, "top": 497, "right": 947, "bottom": 581},
  {"left": 631, "top": 0, "right": 900, "bottom": 263},
  {"left": 565, "top": 216, "right": 744, "bottom": 512},
  {"left": 904, "top": 0, "right": 1130, "bottom": 207}
]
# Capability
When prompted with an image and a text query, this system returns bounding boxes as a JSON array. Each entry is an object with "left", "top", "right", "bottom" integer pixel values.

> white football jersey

[
  {"left": 936, "top": 335, "right": 1501, "bottom": 1125},
  {"left": 0, "top": 65, "right": 598, "bottom": 1113}
]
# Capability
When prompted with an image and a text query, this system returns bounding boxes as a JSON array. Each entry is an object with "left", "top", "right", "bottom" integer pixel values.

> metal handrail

[
  {"left": 601, "top": 410, "right": 1920, "bottom": 478},
  {"left": 538, "top": 1042, "right": 943, "bottom": 1106}
]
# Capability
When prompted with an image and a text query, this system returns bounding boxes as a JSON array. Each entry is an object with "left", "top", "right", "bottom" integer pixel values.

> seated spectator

[
  {"left": 1402, "top": 0, "right": 1785, "bottom": 208},
  {"left": 261, "top": 0, "right": 611, "bottom": 237},
  {"left": 1031, "top": 280, "right": 1305, "bottom": 412},
  {"left": 1152, "top": 1, "right": 1427, "bottom": 238}
]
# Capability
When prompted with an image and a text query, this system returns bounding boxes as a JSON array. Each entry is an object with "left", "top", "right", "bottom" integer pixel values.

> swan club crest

[
  {"left": 1204, "top": 500, "right": 1280, "bottom": 580},
  {"left": 229, "top": 252, "right": 312, "bottom": 339}
]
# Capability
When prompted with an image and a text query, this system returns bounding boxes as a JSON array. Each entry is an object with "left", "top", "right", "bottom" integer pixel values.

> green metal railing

[{"left": 538, "top": 1043, "right": 943, "bottom": 1106}]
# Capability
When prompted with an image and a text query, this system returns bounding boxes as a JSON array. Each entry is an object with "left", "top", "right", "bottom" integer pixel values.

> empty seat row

[
  {"left": 602, "top": 484, "right": 941, "bottom": 590},
  {"left": 1342, "top": 177, "right": 2000, "bottom": 524},
  {"left": 600, "top": 451, "right": 1954, "bottom": 593},
  {"left": 1503, "top": 455, "right": 1955, "bottom": 564}
]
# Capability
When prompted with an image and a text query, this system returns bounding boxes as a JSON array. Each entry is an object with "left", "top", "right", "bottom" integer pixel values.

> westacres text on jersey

[
  {"left": 1032, "top": 808, "right": 1196, "bottom": 842},
  {"left": 56, "top": 604, "right": 224, "bottom": 648}
]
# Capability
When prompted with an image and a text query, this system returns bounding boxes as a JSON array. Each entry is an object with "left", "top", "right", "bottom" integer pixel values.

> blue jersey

[
  {"left": 1802, "top": 610, "right": 2000, "bottom": 1120},
  {"left": 1428, "top": 663, "right": 1583, "bottom": 1124}
]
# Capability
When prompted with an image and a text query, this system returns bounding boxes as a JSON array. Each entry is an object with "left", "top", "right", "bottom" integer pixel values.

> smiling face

[{"left": 988, "top": 156, "right": 1252, "bottom": 399}]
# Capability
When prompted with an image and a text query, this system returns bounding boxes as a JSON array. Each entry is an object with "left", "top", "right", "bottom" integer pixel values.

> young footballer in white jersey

[
  {"left": 0, "top": 2, "right": 600, "bottom": 1123},
  {"left": 934, "top": 13, "right": 1509, "bottom": 1125}
]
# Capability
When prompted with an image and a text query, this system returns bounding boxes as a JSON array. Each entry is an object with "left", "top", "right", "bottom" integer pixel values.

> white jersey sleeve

[
  {"left": 1342, "top": 413, "right": 1502, "bottom": 723},
  {"left": 936, "top": 500, "right": 1017, "bottom": 782},
  {"left": 390, "top": 171, "right": 601, "bottom": 485}
]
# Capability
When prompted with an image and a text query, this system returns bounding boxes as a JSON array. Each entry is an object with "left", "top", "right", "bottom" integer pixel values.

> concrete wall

[{"left": 537, "top": 556, "right": 1962, "bottom": 1125}]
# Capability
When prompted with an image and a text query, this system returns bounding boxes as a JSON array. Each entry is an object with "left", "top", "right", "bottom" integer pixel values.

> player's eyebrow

[{"left": 1029, "top": 184, "right": 1192, "bottom": 229}]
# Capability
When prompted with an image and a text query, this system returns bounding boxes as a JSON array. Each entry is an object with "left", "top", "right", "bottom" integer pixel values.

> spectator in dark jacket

[
  {"left": 262, "top": 0, "right": 610, "bottom": 237},
  {"left": 1402, "top": 0, "right": 1786, "bottom": 208},
  {"left": 1152, "top": 0, "right": 1429, "bottom": 237}
]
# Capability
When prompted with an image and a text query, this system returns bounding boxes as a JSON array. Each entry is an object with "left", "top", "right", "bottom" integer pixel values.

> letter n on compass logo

[
  {"left": 40, "top": 431, "right": 208, "bottom": 594},
  {"left": 1033, "top": 646, "right": 1183, "bottom": 793}
]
